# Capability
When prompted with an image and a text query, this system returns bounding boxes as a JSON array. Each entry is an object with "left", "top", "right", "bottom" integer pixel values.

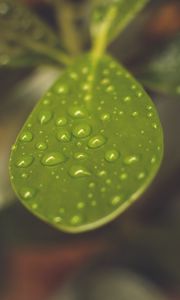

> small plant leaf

[
  {"left": 138, "top": 35, "right": 180, "bottom": 96},
  {"left": 91, "top": 0, "right": 149, "bottom": 53},
  {"left": 0, "top": 0, "right": 69, "bottom": 67},
  {"left": 9, "top": 54, "right": 163, "bottom": 233}
]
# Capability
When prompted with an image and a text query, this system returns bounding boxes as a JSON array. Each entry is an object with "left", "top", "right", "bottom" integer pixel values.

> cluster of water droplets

[{"left": 10, "top": 56, "right": 163, "bottom": 229}]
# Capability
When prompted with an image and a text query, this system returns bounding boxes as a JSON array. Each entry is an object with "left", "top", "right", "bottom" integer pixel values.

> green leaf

[
  {"left": 138, "top": 35, "right": 180, "bottom": 96},
  {"left": 9, "top": 54, "right": 163, "bottom": 233},
  {"left": 0, "top": 0, "right": 70, "bottom": 67},
  {"left": 91, "top": 0, "right": 149, "bottom": 57}
]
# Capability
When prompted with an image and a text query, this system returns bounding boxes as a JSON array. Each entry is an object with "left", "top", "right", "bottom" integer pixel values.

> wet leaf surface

[{"left": 9, "top": 54, "right": 163, "bottom": 233}]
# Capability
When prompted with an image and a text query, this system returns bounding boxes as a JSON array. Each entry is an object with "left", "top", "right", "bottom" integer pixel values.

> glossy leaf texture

[
  {"left": 9, "top": 54, "right": 163, "bottom": 233},
  {"left": 91, "top": 0, "right": 149, "bottom": 47},
  {"left": 0, "top": 0, "right": 68, "bottom": 67},
  {"left": 138, "top": 35, "right": 180, "bottom": 96}
]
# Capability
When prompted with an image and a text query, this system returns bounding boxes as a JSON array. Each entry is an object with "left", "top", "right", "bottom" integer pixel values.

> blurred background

[{"left": 0, "top": 0, "right": 180, "bottom": 299}]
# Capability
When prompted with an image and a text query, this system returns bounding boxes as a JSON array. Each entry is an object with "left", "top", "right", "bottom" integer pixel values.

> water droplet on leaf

[
  {"left": 41, "top": 152, "right": 66, "bottom": 166},
  {"left": 111, "top": 195, "right": 122, "bottom": 206},
  {"left": 69, "top": 165, "right": 91, "bottom": 178},
  {"left": 70, "top": 215, "right": 82, "bottom": 225},
  {"left": 38, "top": 110, "right": 52, "bottom": 124},
  {"left": 20, "top": 187, "right": 36, "bottom": 200},
  {"left": 16, "top": 155, "right": 34, "bottom": 168},
  {"left": 20, "top": 131, "right": 33, "bottom": 142},
  {"left": 105, "top": 149, "right": 119, "bottom": 162},
  {"left": 68, "top": 106, "right": 87, "bottom": 118},
  {"left": 36, "top": 142, "right": 47, "bottom": 150},
  {"left": 72, "top": 123, "right": 91, "bottom": 138},
  {"left": 88, "top": 135, "right": 106, "bottom": 149},
  {"left": 56, "top": 129, "right": 71, "bottom": 142},
  {"left": 124, "top": 155, "right": 138, "bottom": 165},
  {"left": 55, "top": 117, "right": 67, "bottom": 126}
]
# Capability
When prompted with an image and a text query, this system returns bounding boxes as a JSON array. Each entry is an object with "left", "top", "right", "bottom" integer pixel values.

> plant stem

[
  {"left": 23, "top": 39, "right": 72, "bottom": 66},
  {"left": 54, "top": 0, "right": 84, "bottom": 56},
  {"left": 92, "top": 6, "right": 117, "bottom": 61},
  {"left": 1, "top": 31, "right": 71, "bottom": 66}
]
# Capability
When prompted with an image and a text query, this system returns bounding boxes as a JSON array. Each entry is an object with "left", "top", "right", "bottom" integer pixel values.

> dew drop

[
  {"left": 72, "top": 123, "right": 91, "bottom": 138},
  {"left": 70, "top": 72, "right": 78, "bottom": 80},
  {"left": 89, "top": 182, "right": 95, "bottom": 188},
  {"left": 53, "top": 216, "right": 62, "bottom": 223},
  {"left": 100, "top": 113, "right": 110, "bottom": 121},
  {"left": 152, "top": 123, "right": 158, "bottom": 129},
  {"left": 41, "top": 152, "right": 66, "bottom": 166},
  {"left": 20, "top": 187, "right": 36, "bottom": 200},
  {"left": 119, "top": 110, "right": 124, "bottom": 115},
  {"left": 119, "top": 172, "right": 128, "bottom": 180},
  {"left": 88, "top": 135, "right": 106, "bottom": 149},
  {"left": 105, "top": 149, "right": 119, "bottom": 162},
  {"left": 106, "top": 179, "right": 112, "bottom": 185},
  {"left": 38, "top": 110, "right": 52, "bottom": 124},
  {"left": 68, "top": 106, "right": 87, "bottom": 118},
  {"left": 132, "top": 111, "right": 138, "bottom": 117},
  {"left": 43, "top": 99, "right": 51, "bottom": 105},
  {"left": 54, "top": 84, "right": 68, "bottom": 94},
  {"left": 101, "top": 78, "right": 110, "bottom": 85},
  {"left": 21, "top": 173, "right": 28, "bottom": 179},
  {"left": 111, "top": 195, "right": 122, "bottom": 206},
  {"left": 32, "top": 203, "right": 38, "bottom": 210},
  {"left": 124, "top": 155, "right": 138, "bottom": 165},
  {"left": 77, "top": 202, "right": 85, "bottom": 209},
  {"left": 70, "top": 215, "right": 82, "bottom": 225},
  {"left": 16, "top": 155, "right": 34, "bottom": 168},
  {"left": 82, "top": 83, "right": 90, "bottom": 91},
  {"left": 11, "top": 145, "right": 17, "bottom": 151},
  {"left": 138, "top": 172, "right": 146, "bottom": 180},
  {"left": 131, "top": 84, "right": 137, "bottom": 90},
  {"left": 88, "top": 193, "right": 93, "bottom": 199},
  {"left": 98, "top": 170, "right": 107, "bottom": 177},
  {"left": 74, "top": 152, "right": 88, "bottom": 160},
  {"left": 151, "top": 156, "right": 156, "bottom": 164},
  {"left": 56, "top": 129, "right": 71, "bottom": 142},
  {"left": 106, "top": 86, "right": 114, "bottom": 92},
  {"left": 36, "top": 142, "right": 47, "bottom": 150},
  {"left": 147, "top": 105, "right": 153, "bottom": 110},
  {"left": 84, "top": 94, "right": 92, "bottom": 101},
  {"left": 124, "top": 96, "right": 131, "bottom": 102},
  {"left": 55, "top": 117, "right": 67, "bottom": 126},
  {"left": 137, "top": 92, "right": 142, "bottom": 97},
  {"left": 20, "top": 130, "right": 33, "bottom": 142},
  {"left": 69, "top": 165, "right": 91, "bottom": 178}
]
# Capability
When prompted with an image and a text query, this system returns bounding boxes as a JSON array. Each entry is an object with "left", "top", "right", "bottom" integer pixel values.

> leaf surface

[{"left": 9, "top": 54, "right": 163, "bottom": 233}]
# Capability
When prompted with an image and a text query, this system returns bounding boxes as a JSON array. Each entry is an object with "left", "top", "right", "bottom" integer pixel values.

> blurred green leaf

[
  {"left": 139, "top": 35, "right": 180, "bottom": 96},
  {"left": 91, "top": 0, "right": 149, "bottom": 57},
  {"left": 9, "top": 53, "right": 163, "bottom": 233},
  {"left": 0, "top": 0, "right": 70, "bottom": 67}
]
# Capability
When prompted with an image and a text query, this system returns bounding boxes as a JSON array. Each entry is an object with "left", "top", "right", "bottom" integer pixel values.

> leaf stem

[
  {"left": 1, "top": 31, "right": 71, "bottom": 66},
  {"left": 23, "top": 39, "right": 72, "bottom": 66},
  {"left": 92, "top": 6, "right": 117, "bottom": 61},
  {"left": 54, "top": 0, "right": 84, "bottom": 56}
]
